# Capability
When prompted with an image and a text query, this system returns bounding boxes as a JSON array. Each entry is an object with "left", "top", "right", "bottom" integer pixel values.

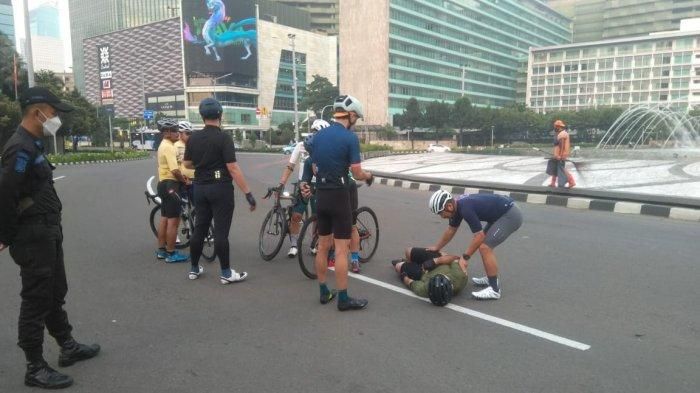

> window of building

[
  {"left": 675, "top": 37, "right": 694, "bottom": 50},
  {"left": 548, "top": 64, "right": 562, "bottom": 73},
  {"left": 582, "top": 47, "right": 597, "bottom": 58},
  {"left": 674, "top": 52, "right": 692, "bottom": 64},
  {"left": 565, "top": 49, "right": 580, "bottom": 60},
  {"left": 564, "top": 63, "right": 578, "bottom": 72},
  {"left": 620, "top": 57, "right": 633, "bottom": 68},
  {"left": 604, "top": 46, "right": 616, "bottom": 56},
  {"left": 660, "top": 94, "right": 668, "bottom": 101},
  {"left": 598, "top": 58, "right": 614, "bottom": 69},
  {"left": 618, "top": 45, "right": 633, "bottom": 55},
  {"left": 657, "top": 40, "right": 673, "bottom": 50},
  {"left": 635, "top": 55, "right": 652, "bottom": 67},
  {"left": 549, "top": 51, "right": 563, "bottom": 61},
  {"left": 241, "top": 114, "right": 251, "bottom": 124},
  {"left": 534, "top": 52, "right": 547, "bottom": 63}
]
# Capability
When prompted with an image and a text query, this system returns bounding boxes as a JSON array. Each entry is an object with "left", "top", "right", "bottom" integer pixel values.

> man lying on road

[{"left": 392, "top": 247, "right": 468, "bottom": 306}]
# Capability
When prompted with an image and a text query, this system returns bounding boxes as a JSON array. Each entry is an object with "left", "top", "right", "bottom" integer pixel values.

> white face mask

[{"left": 39, "top": 109, "right": 62, "bottom": 137}]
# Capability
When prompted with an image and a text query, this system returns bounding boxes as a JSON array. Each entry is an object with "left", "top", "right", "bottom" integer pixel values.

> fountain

[{"left": 597, "top": 104, "right": 700, "bottom": 150}]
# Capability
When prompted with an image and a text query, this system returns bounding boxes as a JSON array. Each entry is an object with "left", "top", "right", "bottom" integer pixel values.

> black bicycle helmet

[
  {"left": 199, "top": 97, "right": 223, "bottom": 120},
  {"left": 427, "top": 274, "right": 453, "bottom": 306},
  {"left": 157, "top": 118, "right": 179, "bottom": 131}
]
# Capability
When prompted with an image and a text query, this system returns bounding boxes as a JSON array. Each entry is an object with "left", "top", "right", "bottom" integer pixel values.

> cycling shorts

[
  {"left": 158, "top": 180, "right": 182, "bottom": 218},
  {"left": 409, "top": 248, "right": 441, "bottom": 264},
  {"left": 316, "top": 188, "right": 352, "bottom": 239}
]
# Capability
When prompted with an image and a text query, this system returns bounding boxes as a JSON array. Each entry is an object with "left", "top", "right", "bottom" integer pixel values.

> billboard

[
  {"left": 97, "top": 43, "right": 115, "bottom": 110},
  {"left": 181, "top": 0, "right": 258, "bottom": 88}
]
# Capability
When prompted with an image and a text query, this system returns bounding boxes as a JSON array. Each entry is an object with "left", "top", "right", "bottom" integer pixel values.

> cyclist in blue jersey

[
  {"left": 428, "top": 190, "right": 523, "bottom": 300},
  {"left": 303, "top": 95, "right": 373, "bottom": 311}
]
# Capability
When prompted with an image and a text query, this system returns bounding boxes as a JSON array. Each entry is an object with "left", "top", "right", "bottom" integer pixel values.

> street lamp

[
  {"left": 288, "top": 33, "right": 300, "bottom": 142},
  {"left": 491, "top": 125, "right": 495, "bottom": 148},
  {"left": 461, "top": 64, "right": 467, "bottom": 97},
  {"left": 212, "top": 72, "right": 233, "bottom": 103}
]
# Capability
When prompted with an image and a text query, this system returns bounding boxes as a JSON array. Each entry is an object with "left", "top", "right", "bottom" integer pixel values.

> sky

[{"left": 11, "top": 0, "right": 73, "bottom": 71}]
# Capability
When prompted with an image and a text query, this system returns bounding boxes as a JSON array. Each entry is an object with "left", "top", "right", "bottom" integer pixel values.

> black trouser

[
  {"left": 190, "top": 182, "right": 234, "bottom": 270},
  {"left": 9, "top": 219, "right": 73, "bottom": 362}
]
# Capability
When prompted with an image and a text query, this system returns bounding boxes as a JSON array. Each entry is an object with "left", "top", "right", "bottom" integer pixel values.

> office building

[
  {"left": 68, "top": 0, "right": 180, "bottom": 92},
  {"left": 274, "top": 0, "right": 339, "bottom": 34},
  {"left": 24, "top": 2, "right": 64, "bottom": 73},
  {"left": 548, "top": 0, "right": 700, "bottom": 43},
  {"left": 339, "top": 0, "right": 572, "bottom": 126},
  {"left": 0, "top": 0, "right": 14, "bottom": 44},
  {"left": 526, "top": 22, "right": 700, "bottom": 113}
]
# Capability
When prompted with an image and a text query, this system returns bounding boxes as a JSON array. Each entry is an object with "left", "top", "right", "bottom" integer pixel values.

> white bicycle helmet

[
  {"left": 178, "top": 120, "right": 194, "bottom": 133},
  {"left": 333, "top": 95, "right": 364, "bottom": 119},
  {"left": 311, "top": 119, "right": 331, "bottom": 131},
  {"left": 429, "top": 190, "right": 452, "bottom": 214}
]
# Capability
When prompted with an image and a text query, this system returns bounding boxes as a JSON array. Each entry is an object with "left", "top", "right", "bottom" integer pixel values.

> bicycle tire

[
  {"left": 191, "top": 211, "right": 216, "bottom": 262},
  {"left": 258, "top": 208, "right": 288, "bottom": 261},
  {"left": 149, "top": 205, "right": 190, "bottom": 250},
  {"left": 355, "top": 206, "right": 379, "bottom": 263},
  {"left": 297, "top": 215, "right": 319, "bottom": 279}
]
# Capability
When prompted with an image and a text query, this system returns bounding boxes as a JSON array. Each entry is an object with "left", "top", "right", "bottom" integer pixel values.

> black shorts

[
  {"left": 409, "top": 248, "right": 441, "bottom": 264},
  {"left": 158, "top": 180, "right": 182, "bottom": 218},
  {"left": 349, "top": 182, "right": 358, "bottom": 225},
  {"left": 316, "top": 188, "right": 352, "bottom": 239}
]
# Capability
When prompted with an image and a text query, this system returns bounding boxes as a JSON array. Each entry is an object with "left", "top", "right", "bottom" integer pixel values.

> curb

[
  {"left": 374, "top": 176, "right": 700, "bottom": 222},
  {"left": 53, "top": 157, "right": 150, "bottom": 166}
]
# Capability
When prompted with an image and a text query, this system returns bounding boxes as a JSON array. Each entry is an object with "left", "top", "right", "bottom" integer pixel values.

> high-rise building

[
  {"left": 0, "top": 0, "right": 14, "bottom": 44},
  {"left": 26, "top": 2, "right": 64, "bottom": 73},
  {"left": 548, "top": 0, "right": 700, "bottom": 42},
  {"left": 31, "top": 2, "right": 60, "bottom": 39},
  {"left": 526, "top": 22, "right": 700, "bottom": 113},
  {"left": 340, "top": 0, "right": 572, "bottom": 125},
  {"left": 68, "top": 0, "right": 180, "bottom": 92},
  {"left": 274, "top": 0, "right": 339, "bottom": 34}
]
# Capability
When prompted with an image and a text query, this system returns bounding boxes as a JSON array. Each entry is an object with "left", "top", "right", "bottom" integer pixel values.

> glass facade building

[
  {"left": 526, "top": 30, "right": 700, "bottom": 113},
  {"left": 68, "top": 0, "right": 179, "bottom": 92},
  {"left": 0, "top": 0, "right": 14, "bottom": 44},
  {"left": 273, "top": 0, "right": 339, "bottom": 34},
  {"left": 30, "top": 4, "right": 60, "bottom": 39},
  {"left": 340, "top": 0, "right": 572, "bottom": 125},
  {"left": 548, "top": 0, "right": 700, "bottom": 42}
]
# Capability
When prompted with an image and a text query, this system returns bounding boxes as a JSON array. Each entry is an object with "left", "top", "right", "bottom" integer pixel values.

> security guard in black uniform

[{"left": 0, "top": 87, "right": 100, "bottom": 389}]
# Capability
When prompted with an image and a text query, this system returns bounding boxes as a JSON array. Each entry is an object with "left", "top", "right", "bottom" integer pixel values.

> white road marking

[
  {"left": 336, "top": 268, "right": 591, "bottom": 351},
  {"left": 53, "top": 176, "right": 65, "bottom": 181}
]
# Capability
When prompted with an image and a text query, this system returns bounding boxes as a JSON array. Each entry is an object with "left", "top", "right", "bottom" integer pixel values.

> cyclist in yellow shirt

[{"left": 156, "top": 118, "right": 188, "bottom": 263}]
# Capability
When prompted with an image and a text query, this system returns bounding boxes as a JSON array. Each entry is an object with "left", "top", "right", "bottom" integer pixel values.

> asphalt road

[{"left": 1, "top": 153, "right": 698, "bottom": 393}]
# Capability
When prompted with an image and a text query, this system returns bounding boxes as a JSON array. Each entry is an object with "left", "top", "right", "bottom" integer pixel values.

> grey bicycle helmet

[
  {"left": 333, "top": 95, "right": 364, "bottom": 119},
  {"left": 157, "top": 118, "right": 179, "bottom": 131}
]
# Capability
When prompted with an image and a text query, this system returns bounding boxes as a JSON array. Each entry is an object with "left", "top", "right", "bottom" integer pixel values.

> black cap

[{"left": 20, "top": 87, "right": 74, "bottom": 112}]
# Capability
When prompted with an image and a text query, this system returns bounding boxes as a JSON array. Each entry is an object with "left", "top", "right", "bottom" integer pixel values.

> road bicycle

[
  {"left": 258, "top": 183, "right": 309, "bottom": 261},
  {"left": 297, "top": 204, "right": 379, "bottom": 280},
  {"left": 145, "top": 176, "right": 215, "bottom": 261}
]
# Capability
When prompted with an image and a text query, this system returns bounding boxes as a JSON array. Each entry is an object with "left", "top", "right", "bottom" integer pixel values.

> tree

[
  {"left": 451, "top": 96, "right": 472, "bottom": 146},
  {"left": 299, "top": 75, "right": 339, "bottom": 119},
  {"left": 401, "top": 98, "right": 423, "bottom": 149},
  {"left": 35, "top": 70, "right": 65, "bottom": 96},
  {"left": 0, "top": 31, "right": 27, "bottom": 100},
  {"left": 425, "top": 101, "right": 451, "bottom": 143},
  {"left": 0, "top": 94, "right": 21, "bottom": 148}
]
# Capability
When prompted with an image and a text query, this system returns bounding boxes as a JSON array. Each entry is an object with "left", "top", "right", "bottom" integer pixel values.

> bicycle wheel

[
  {"left": 191, "top": 211, "right": 216, "bottom": 262},
  {"left": 297, "top": 215, "right": 318, "bottom": 279},
  {"left": 355, "top": 206, "right": 379, "bottom": 263},
  {"left": 149, "top": 205, "right": 160, "bottom": 238},
  {"left": 259, "top": 208, "right": 288, "bottom": 261}
]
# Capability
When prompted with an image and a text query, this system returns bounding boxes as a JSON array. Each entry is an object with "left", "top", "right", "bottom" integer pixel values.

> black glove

[
  {"left": 422, "top": 258, "right": 437, "bottom": 271},
  {"left": 365, "top": 173, "right": 374, "bottom": 186},
  {"left": 245, "top": 192, "right": 256, "bottom": 207}
]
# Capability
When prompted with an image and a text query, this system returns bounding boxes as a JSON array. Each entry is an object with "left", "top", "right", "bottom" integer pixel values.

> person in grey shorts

[{"left": 427, "top": 190, "right": 523, "bottom": 300}]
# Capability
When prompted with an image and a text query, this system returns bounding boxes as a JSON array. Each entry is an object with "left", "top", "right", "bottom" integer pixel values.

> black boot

[
  {"left": 25, "top": 361, "right": 73, "bottom": 389},
  {"left": 58, "top": 339, "right": 100, "bottom": 367}
]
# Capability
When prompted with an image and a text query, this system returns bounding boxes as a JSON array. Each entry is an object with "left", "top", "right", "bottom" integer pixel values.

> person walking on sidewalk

[
  {"left": 549, "top": 120, "right": 576, "bottom": 188},
  {"left": 155, "top": 118, "right": 189, "bottom": 263},
  {"left": 183, "top": 98, "right": 256, "bottom": 284},
  {"left": 306, "top": 94, "right": 373, "bottom": 311},
  {"left": 427, "top": 190, "right": 523, "bottom": 300},
  {"left": 0, "top": 87, "right": 100, "bottom": 389}
]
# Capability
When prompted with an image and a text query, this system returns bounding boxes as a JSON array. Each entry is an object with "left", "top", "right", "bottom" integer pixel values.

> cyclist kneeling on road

[
  {"left": 156, "top": 118, "right": 189, "bottom": 263},
  {"left": 303, "top": 94, "right": 373, "bottom": 311},
  {"left": 428, "top": 190, "right": 523, "bottom": 300},
  {"left": 183, "top": 98, "right": 256, "bottom": 284},
  {"left": 277, "top": 119, "right": 330, "bottom": 258},
  {"left": 391, "top": 248, "right": 467, "bottom": 306}
]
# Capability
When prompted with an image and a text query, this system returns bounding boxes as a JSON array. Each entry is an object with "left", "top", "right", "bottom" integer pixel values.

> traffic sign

[{"left": 143, "top": 110, "right": 155, "bottom": 120}]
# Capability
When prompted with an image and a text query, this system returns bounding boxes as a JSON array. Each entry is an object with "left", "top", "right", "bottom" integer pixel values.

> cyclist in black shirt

[{"left": 183, "top": 98, "right": 256, "bottom": 284}]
